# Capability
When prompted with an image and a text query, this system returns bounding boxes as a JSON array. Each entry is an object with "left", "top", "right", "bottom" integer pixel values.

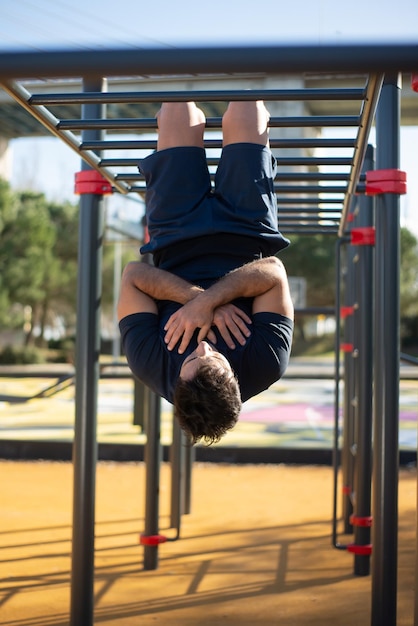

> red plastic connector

[
  {"left": 412, "top": 73, "right": 418, "bottom": 93},
  {"left": 342, "top": 485, "right": 351, "bottom": 495},
  {"left": 74, "top": 170, "right": 113, "bottom": 195},
  {"left": 347, "top": 543, "right": 372, "bottom": 556},
  {"left": 365, "top": 169, "right": 407, "bottom": 196},
  {"left": 139, "top": 533, "right": 167, "bottom": 546},
  {"left": 340, "top": 306, "right": 354, "bottom": 319},
  {"left": 340, "top": 343, "right": 353, "bottom": 353},
  {"left": 350, "top": 515, "right": 373, "bottom": 528},
  {"left": 351, "top": 227, "right": 375, "bottom": 246}
]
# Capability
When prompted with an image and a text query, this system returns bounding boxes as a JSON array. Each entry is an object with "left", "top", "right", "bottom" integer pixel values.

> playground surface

[
  {"left": 0, "top": 460, "right": 416, "bottom": 626},
  {"left": 0, "top": 357, "right": 416, "bottom": 624},
  {"left": 0, "top": 356, "right": 417, "bottom": 459}
]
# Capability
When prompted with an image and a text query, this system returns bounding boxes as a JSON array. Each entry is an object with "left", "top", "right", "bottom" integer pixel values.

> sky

[
  {"left": 0, "top": 0, "right": 417, "bottom": 49},
  {"left": 1, "top": 0, "right": 417, "bottom": 233}
]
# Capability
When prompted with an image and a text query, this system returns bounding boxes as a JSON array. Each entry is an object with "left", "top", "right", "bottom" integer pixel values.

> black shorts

[{"left": 138, "top": 143, "right": 289, "bottom": 258}]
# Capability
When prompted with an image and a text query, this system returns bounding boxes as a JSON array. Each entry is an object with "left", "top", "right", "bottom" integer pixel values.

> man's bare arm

[
  {"left": 164, "top": 257, "right": 293, "bottom": 352},
  {"left": 117, "top": 261, "right": 202, "bottom": 321},
  {"left": 117, "top": 262, "right": 251, "bottom": 347}
]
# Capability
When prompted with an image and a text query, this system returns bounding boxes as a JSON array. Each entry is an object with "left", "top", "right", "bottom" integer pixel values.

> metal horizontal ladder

[
  {"left": 0, "top": 64, "right": 402, "bottom": 626},
  {"left": 1, "top": 74, "right": 383, "bottom": 236}
]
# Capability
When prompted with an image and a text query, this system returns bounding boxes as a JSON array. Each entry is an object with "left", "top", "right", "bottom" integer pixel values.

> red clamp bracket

[
  {"left": 342, "top": 485, "right": 351, "bottom": 496},
  {"left": 347, "top": 543, "right": 372, "bottom": 556},
  {"left": 340, "top": 343, "right": 353, "bottom": 353},
  {"left": 350, "top": 515, "right": 373, "bottom": 528},
  {"left": 139, "top": 533, "right": 167, "bottom": 546},
  {"left": 350, "top": 227, "right": 375, "bottom": 246},
  {"left": 340, "top": 306, "right": 354, "bottom": 319},
  {"left": 412, "top": 73, "right": 418, "bottom": 93},
  {"left": 74, "top": 170, "right": 113, "bottom": 195},
  {"left": 365, "top": 169, "right": 407, "bottom": 196}
]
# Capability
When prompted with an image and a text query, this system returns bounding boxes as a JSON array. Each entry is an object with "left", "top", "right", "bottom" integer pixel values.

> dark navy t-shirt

[{"left": 119, "top": 302, "right": 293, "bottom": 404}]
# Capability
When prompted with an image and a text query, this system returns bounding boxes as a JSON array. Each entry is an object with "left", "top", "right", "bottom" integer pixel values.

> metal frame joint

[
  {"left": 75, "top": 170, "right": 113, "bottom": 195},
  {"left": 350, "top": 226, "right": 376, "bottom": 246},
  {"left": 365, "top": 169, "right": 407, "bottom": 196}
]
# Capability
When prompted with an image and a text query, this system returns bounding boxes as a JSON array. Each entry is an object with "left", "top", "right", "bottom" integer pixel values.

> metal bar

[
  {"left": 117, "top": 172, "right": 349, "bottom": 182},
  {"left": 28, "top": 87, "right": 367, "bottom": 105},
  {"left": 339, "top": 74, "right": 384, "bottom": 235},
  {"left": 276, "top": 197, "right": 343, "bottom": 204},
  {"left": 81, "top": 137, "right": 357, "bottom": 151},
  {"left": 183, "top": 444, "right": 195, "bottom": 515},
  {"left": 280, "top": 217, "right": 342, "bottom": 223},
  {"left": 274, "top": 173, "right": 351, "bottom": 182},
  {"left": 128, "top": 183, "right": 347, "bottom": 195},
  {"left": 274, "top": 185, "right": 347, "bottom": 193},
  {"left": 143, "top": 391, "right": 162, "bottom": 570},
  {"left": 352, "top": 145, "right": 374, "bottom": 577},
  {"left": 100, "top": 156, "right": 354, "bottom": 167},
  {"left": 279, "top": 228, "right": 339, "bottom": 235},
  {"left": 372, "top": 74, "right": 401, "bottom": 626},
  {"left": 332, "top": 236, "right": 351, "bottom": 550},
  {"left": 1, "top": 44, "right": 416, "bottom": 79},
  {"left": 59, "top": 114, "right": 360, "bottom": 130},
  {"left": 170, "top": 418, "right": 184, "bottom": 537},
  {"left": 342, "top": 233, "right": 356, "bottom": 536},
  {"left": 0, "top": 80, "right": 130, "bottom": 194},
  {"left": 70, "top": 77, "right": 106, "bottom": 626},
  {"left": 279, "top": 208, "right": 342, "bottom": 214}
]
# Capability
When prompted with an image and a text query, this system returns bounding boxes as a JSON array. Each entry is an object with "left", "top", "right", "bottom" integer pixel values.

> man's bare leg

[
  {"left": 222, "top": 100, "right": 270, "bottom": 147},
  {"left": 156, "top": 102, "right": 206, "bottom": 151}
]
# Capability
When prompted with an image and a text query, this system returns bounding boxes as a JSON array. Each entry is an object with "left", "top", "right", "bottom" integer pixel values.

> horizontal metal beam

[
  {"left": 81, "top": 138, "right": 356, "bottom": 151},
  {"left": 0, "top": 44, "right": 417, "bottom": 79},
  {"left": 59, "top": 114, "right": 360, "bottom": 131},
  {"left": 30, "top": 88, "right": 366, "bottom": 105},
  {"left": 274, "top": 185, "right": 347, "bottom": 193},
  {"left": 128, "top": 183, "right": 348, "bottom": 194},
  {"left": 116, "top": 171, "right": 350, "bottom": 183},
  {"left": 275, "top": 197, "right": 343, "bottom": 204},
  {"left": 275, "top": 172, "right": 350, "bottom": 182},
  {"left": 279, "top": 216, "right": 341, "bottom": 223},
  {"left": 100, "top": 156, "right": 354, "bottom": 168},
  {"left": 280, "top": 227, "right": 339, "bottom": 235},
  {"left": 279, "top": 207, "right": 343, "bottom": 214}
]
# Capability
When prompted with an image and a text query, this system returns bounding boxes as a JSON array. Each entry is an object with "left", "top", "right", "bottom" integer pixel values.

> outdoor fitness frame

[{"left": 0, "top": 43, "right": 417, "bottom": 626}]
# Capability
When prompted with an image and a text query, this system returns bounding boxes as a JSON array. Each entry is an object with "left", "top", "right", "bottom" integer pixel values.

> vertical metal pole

[
  {"left": 342, "top": 241, "right": 356, "bottom": 533},
  {"left": 170, "top": 417, "right": 185, "bottom": 536},
  {"left": 352, "top": 145, "right": 375, "bottom": 576},
  {"left": 332, "top": 236, "right": 350, "bottom": 550},
  {"left": 143, "top": 390, "right": 162, "bottom": 570},
  {"left": 183, "top": 442, "right": 195, "bottom": 515},
  {"left": 112, "top": 238, "right": 122, "bottom": 359},
  {"left": 133, "top": 380, "right": 147, "bottom": 430},
  {"left": 371, "top": 74, "right": 401, "bottom": 626},
  {"left": 70, "top": 77, "right": 106, "bottom": 626}
]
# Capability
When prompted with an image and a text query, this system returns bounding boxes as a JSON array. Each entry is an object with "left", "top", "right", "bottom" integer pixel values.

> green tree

[
  {"left": 280, "top": 234, "right": 337, "bottom": 307},
  {"left": 3, "top": 191, "right": 56, "bottom": 344},
  {"left": 400, "top": 226, "right": 418, "bottom": 318}
]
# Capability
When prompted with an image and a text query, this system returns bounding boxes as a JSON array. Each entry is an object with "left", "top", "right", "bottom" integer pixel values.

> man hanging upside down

[{"left": 118, "top": 100, "right": 294, "bottom": 445}]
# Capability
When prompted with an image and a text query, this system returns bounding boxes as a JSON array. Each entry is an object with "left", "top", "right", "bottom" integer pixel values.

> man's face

[{"left": 179, "top": 341, "right": 232, "bottom": 381}]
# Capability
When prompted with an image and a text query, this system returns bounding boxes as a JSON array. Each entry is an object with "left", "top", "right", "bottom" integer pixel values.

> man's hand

[
  {"left": 164, "top": 295, "right": 214, "bottom": 354},
  {"left": 164, "top": 296, "right": 252, "bottom": 354},
  {"left": 211, "top": 304, "right": 252, "bottom": 349}
]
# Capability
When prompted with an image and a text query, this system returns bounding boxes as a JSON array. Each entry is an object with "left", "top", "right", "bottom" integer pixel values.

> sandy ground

[{"left": 0, "top": 460, "right": 416, "bottom": 626}]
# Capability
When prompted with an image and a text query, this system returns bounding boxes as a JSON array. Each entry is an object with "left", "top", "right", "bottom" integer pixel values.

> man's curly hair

[{"left": 173, "top": 364, "right": 242, "bottom": 445}]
